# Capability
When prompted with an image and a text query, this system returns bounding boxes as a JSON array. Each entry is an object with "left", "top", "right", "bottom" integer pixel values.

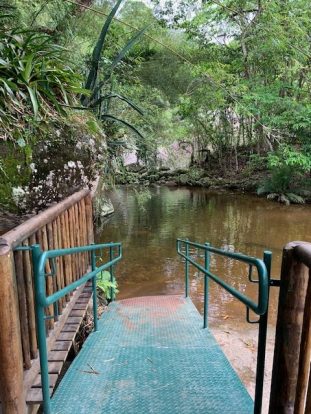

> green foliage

[
  {"left": 0, "top": 26, "right": 84, "bottom": 143},
  {"left": 267, "top": 145, "right": 311, "bottom": 172},
  {"left": 82, "top": 1, "right": 147, "bottom": 143},
  {"left": 1, "top": 0, "right": 311, "bottom": 210},
  {"left": 257, "top": 145, "right": 311, "bottom": 203},
  {"left": 97, "top": 270, "right": 118, "bottom": 301},
  {"left": 133, "top": 188, "right": 151, "bottom": 212}
]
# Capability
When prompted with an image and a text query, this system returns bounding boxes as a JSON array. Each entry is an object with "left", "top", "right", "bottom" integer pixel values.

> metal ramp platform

[{"left": 51, "top": 295, "right": 253, "bottom": 414}]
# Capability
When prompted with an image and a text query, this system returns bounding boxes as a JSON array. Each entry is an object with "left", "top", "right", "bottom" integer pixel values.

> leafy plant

[
  {"left": 0, "top": 26, "right": 85, "bottom": 143},
  {"left": 257, "top": 145, "right": 311, "bottom": 204},
  {"left": 97, "top": 270, "right": 118, "bottom": 301},
  {"left": 82, "top": 0, "right": 147, "bottom": 141},
  {"left": 133, "top": 188, "right": 151, "bottom": 212}
]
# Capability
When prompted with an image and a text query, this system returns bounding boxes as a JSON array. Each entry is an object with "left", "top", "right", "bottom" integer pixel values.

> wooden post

[
  {"left": 269, "top": 242, "right": 311, "bottom": 414},
  {"left": 84, "top": 194, "right": 94, "bottom": 245},
  {"left": 0, "top": 245, "right": 26, "bottom": 413},
  {"left": 295, "top": 269, "right": 311, "bottom": 414}
]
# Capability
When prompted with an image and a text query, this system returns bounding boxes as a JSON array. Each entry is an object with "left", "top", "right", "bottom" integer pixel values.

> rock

[
  {"left": 100, "top": 199, "right": 114, "bottom": 217},
  {"left": 178, "top": 174, "right": 190, "bottom": 185},
  {"left": 146, "top": 174, "right": 159, "bottom": 183},
  {"left": 158, "top": 170, "right": 175, "bottom": 178},
  {"left": 174, "top": 168, "right": 188, "bottom": 175},
  {"left": 165, "top": 181, "right": 177, "bottom": 187},
  {"left": 199, "top": 177, "right": 210, "bottom": 188},
  {"left": 126, "top": 164, "right": 146, "bottom": 173}
]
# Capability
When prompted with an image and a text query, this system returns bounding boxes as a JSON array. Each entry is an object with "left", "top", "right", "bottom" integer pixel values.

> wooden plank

[
  {"left": 84, "top": 193, "right": 94, "bottom": 244},
  {"left": 24, "top": 283, "right": 87, "bottom": 392},
  {"left": 74, "top": 203, "right": 82, "bottom": 277},
  {"left": 50, "top": 219, "right": 61, "bottom": 314},
  {"left": 23, "top": 239, "right": 38, "bottom": 359},
  {"left": 68, "top": 207, "right": 76, "bottom": 286},
  {"left": 67, "top": 316, "right": 83, "bottom": 324},
  {"left": 14, "top": 249, "right": 31, "bottom": 369},
  {"left": 80, "top": 198, "right": 88, "bottom": 273},
  {"left": 77, "top": 201, "right": 84, "bottom": 273},
  {"left": 73, "top": 303, "right": 89, "bottom": 310},
  {"left": 0, "top": 248, "right": 26, "bottom": 413},
  {"left": 48, "top": 351, "right": 68, "bottom": 362},
  {"left": 32, "top": 374, "right": 58, "bottom": 388},
  {"left": 46, "top": 362, "right": 63, "bottom": 375},
  {"left": 62, "top": 324, "right": 79, "bottom": 333},
  {"left": 41, "top": 226, "right": 54, "bottom": 330},
  {"left": 76, "top": 298, "right": 90, "bottom": 308},
  {"left": 55, "top": 216, "right": 65, "bottom": 310},
  {"left": 57, "top": 332, "right": 75, "bottom": 341},
  {"left": 51, "top": 341, "right": 72, "bottom": 352},
  {"left": 79, "top": 293, "right": 92, "bottom": 298},
  {"left": 0, "top": 189, "right": 90, "bottom": 250},
  {"left": 27, "top": 388, "right": 52, "bottom": 404},
  {"left": 70, "top": 309, "right": 85, "bottom": 317},
  {"left": 61, "top": 211, "right": 71, "bottom": 301}
]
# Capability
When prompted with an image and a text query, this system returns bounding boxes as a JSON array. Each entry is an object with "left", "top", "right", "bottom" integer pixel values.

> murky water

[{"left": 96, "top": 186, "right": 311, "bottom": 326}]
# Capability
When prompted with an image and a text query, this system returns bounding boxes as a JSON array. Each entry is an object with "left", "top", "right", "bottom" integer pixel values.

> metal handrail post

[
  {"left": 91, "top": 249, "right": 98, "bottom": 332},
  {"left": 254, "top": 250, "right": 272, "bottom": 414},
  {"left": 185, "top": 240, "right": 189, "bottom": 297},
  {"left": 109, "top": 244, "right": 114, "bottom": 301},
  {"left": 32, "top": 244, "right": 52, "bottom": 414},
  {"left": 203, "top": 242, "right": 210, "bottom": 329}
]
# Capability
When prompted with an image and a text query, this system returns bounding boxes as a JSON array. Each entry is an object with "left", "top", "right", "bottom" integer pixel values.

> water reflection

[{"left": 96, "top": 186, "right": 311, "bottom": 325}]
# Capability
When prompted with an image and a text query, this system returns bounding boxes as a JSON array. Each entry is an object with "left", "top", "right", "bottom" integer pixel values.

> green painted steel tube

[
  {"left": 185, "top": 240, "right": 189, "bottom": 297},
  {"left": 32, "top": 242, "right": 122, "bottom": 414},
  {"left": 32, "top": 244, "right": 52, "bottom": 414},
  {"left": 203, "top": 242, "right": 210, "bottom": 329},
  {"left": 254, "top": 251, "right": 272, "bottom": 414},
  {"left": 109, "top": 245, "right": 114, "bottom": 301},
  {"left": 177, "top": 239, "right": 268, "bottom": 316},
  {"left": 91, "top": 249, "right": 98, "bottom": 332},
  {"left": 37, "top": 248, "right": 122, "bottom": 307}
]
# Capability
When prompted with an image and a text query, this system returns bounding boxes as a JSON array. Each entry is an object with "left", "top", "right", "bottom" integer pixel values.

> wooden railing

[
  {"left": 0, "top": 189, "right": 94, "bottom": 413},
  {"left": 269, "top": 241, "right": 311, "bottom": 414}
]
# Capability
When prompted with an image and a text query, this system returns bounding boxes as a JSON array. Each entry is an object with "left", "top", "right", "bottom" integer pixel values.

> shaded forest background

[{"left": 0, "top": 0, "right": 310, "bottom": 212}]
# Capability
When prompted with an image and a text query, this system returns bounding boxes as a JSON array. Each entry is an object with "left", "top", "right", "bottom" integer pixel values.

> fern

[
  {"left": 286, "top": 193, "right": 305, "bottom": 204},
  {"left": 97, "top": 270, "right": 118, "bottom": 301}
]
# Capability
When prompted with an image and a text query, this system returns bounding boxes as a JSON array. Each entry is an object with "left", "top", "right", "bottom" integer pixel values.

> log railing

[
  {"left": 269, "top": 241, "right": 311, "bottom": 414},
  {"left": 0, "top": 189, "right": 94, "bottom": 414}
]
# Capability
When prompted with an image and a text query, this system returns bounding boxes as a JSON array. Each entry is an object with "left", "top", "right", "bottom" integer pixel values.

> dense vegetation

[{"left": 0, "top": 0, "right": 310, "bottom": 213}]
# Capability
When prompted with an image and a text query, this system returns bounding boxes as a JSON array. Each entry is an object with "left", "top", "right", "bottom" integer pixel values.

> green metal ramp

[{"left": 51, "top": 295, "right": 253, "bottom": 414}]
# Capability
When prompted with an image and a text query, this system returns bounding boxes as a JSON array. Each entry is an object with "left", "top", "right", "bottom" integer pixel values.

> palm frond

[
  {"left": 84, "top": 0, "right": 123, "bottom": 92},
  {"left": 102, "top": 114, "right": 144, "bottom": 139},
  {"left": 91, "top": 93, "right": 144, "bottom": 115}
]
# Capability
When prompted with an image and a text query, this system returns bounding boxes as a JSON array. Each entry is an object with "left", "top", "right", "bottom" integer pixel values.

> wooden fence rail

[
  {"left": 0, "top": 189, "right": 94, "bottom": 414},
  {"left": 269, "top": 241, "right": 311, "bottom": 414}
]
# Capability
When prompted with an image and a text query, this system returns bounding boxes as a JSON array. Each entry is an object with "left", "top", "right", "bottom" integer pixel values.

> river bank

[{"left": 115, "top": 165, "right": 311, "bottom": 205}]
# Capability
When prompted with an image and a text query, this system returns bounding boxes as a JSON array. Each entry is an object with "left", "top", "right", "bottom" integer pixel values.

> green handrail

[
  {"left": 31, "top": 242, "right": 122, "bottom": 414},
  {"left": 177, "top": 238, "right": 269, "bottom": 316},
  {"left": 177, "top": 238, "right": 272, "bottom": 414}
]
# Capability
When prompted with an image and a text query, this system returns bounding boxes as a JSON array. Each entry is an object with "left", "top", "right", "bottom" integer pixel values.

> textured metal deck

[{"left": 51, "top": 295, "right": 253, "bottom": 413}]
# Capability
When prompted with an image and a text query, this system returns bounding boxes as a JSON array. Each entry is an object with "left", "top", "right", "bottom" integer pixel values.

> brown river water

[
  {"left": 96, "top": 186, "right": 311, "bottom": 327},
  {"left": 96, "top": 186, "right": 311, "bottom": 408}
]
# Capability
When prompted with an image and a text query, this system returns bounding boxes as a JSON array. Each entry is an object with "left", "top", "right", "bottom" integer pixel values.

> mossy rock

[
  {"left": 199, "top": 177, "right": 210, "bottom": 187},
  {"left": 178, "top": 174, "right": 190, "bottom": 185}
]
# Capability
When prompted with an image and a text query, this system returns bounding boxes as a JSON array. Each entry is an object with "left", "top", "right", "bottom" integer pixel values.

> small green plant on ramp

[{"left": 97, "top": 270, "right": 118, "bottom": 302}]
